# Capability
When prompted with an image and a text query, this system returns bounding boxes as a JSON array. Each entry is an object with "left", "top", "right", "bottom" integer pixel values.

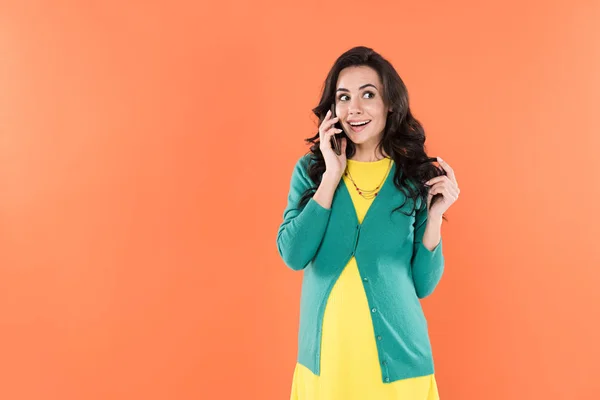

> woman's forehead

[{"left": 337, "top": 66, "right": 381, "bottom": 90}]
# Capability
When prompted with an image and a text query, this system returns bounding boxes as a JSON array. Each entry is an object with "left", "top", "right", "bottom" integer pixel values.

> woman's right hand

[{"left": 319, "top": 109, "right": 347, "bottom": 180}]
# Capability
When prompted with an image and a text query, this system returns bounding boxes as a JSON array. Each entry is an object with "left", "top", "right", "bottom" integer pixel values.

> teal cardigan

[{"left": 276, "top": 154, "right": 445, "bottom": 383}]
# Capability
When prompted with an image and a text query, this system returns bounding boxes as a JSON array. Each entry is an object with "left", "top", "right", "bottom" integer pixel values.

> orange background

[{"left": 1, "top": 1, "right": 599, "bottom": 399}]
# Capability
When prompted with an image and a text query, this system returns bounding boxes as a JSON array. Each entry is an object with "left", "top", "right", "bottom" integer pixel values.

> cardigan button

[
  {"left": 385, "top": 377, "right": 390, "bottom": 382},
  {"left": 363, "top": 277, "right": 368, "bottom": 282},
  {"left": 382, "top": 361, "right": 387, "bottom": 366},
  {"left": 377, "top": 335, "right": 382, "bottom": 340},
  {"left": 371, "top": 308, "right": 377, "bottom": 313}
]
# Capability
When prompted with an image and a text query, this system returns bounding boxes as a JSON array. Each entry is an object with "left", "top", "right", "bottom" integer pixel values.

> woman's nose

[{"left": 347, "top": 100, "right": 363, "bottom": 114}]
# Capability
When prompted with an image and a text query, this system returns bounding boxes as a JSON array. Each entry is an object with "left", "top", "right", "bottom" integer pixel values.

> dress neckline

[{"left": 347, "top": 156, "right": 391, "bottom": 164}]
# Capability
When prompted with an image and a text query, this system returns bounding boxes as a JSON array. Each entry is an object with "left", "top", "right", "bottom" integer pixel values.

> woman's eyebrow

[{"left": 336, "top": 83, "right": 378, "bottom": 93}]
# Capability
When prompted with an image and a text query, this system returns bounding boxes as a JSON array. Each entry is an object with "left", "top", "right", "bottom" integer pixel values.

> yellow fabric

[{"left": 290, "top": 156, "right": 440, "bottom": 400}]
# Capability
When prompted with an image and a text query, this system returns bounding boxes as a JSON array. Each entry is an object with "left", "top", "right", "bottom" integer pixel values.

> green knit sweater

[{"left": 276, "top": 154, "right": 445, "bottom": 383}]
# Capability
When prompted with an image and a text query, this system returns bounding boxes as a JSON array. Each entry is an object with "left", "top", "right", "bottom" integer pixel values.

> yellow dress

[{"left": 290, "top": 156, "right": 440, "bottom": 400}]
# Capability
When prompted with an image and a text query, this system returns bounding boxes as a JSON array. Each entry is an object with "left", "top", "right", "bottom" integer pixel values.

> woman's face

[{"left": 334, "top": 66, "right": 391, "bottom": 147}]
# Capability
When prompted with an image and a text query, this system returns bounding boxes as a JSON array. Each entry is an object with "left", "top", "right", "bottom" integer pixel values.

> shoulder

[
  {"left": 293, "top": 153, "right": 315, "bottom": 176},
  {"left": 299, "top": 152, "right": 315, "bottom": 168}
]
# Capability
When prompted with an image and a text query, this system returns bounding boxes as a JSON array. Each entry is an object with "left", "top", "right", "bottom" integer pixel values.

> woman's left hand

[{"left": 425, "top": 157, "right": 460, "bottom": 219}]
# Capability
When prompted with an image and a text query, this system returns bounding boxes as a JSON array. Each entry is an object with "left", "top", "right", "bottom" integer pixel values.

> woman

[{"left": 276, "top": 46, "right": 460, "bottom": 400}]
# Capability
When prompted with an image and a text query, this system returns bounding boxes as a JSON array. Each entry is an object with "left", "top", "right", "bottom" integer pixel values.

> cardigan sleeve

[
  {"left": 410, "top": 199, "right": 445, "bottom": 298},
  {"left": 276, "top": 155, "right": 332, "bottom": 271}
]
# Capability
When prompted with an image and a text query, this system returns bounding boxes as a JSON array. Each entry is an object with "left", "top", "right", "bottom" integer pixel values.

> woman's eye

[{"left": 338, "top": 91, "right": 375, "bottom": 101}]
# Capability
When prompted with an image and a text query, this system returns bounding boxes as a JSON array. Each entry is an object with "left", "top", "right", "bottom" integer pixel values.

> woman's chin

[{"left": 349, "top": 135, "right": 369, "bottom": 144}]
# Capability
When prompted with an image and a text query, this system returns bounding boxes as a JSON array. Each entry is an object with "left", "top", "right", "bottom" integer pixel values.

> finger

[
  {"left": 327, "top": 110, "right": 335, "bottom": 123},
  {"left": 437, "top": 157, "right": 457, "bottom": 185},
  {"left": 320, "top": 113, "right": 334, "bottom": 136},
  {"left": 323, "top": 128, "right": 341, "bottom": 147},
  {"left": 327, "top": 116, "right": 340, "bottom": 129},
  {"left": 430, "top": 184, "right": 458, "bottom": 200},
  {"left": 320, "top": 110, "right": 332, "bottom": 134},
  {"left": 429, "top": 187, "right": 446, "bottom": 201},
  {"left": 425, "top": 175, "right": 449, "bottom": 186},
  {"left": 328, "top": 127, "right": 342, "bottom": 136},
  {"left": 436, "top": 188, "right": 457, "bottom": 203},
  {"left": 428, "top": 188, "right": 435, "bottom": 200},
  {"left": 428, "top": 182, "right": 446, "bottom": 195},
  {"left": 432, "top": 181, "right": 458, "bottom": 198},
  {"left": 447, "top": 185, "right": 458, "bottom": 199},
  {"left": 428, "top": 184, "right": 442, "bottom": 195},
  {"left": 320, "top": 116, "right": 339, "bottom": 134},
  {"left": 449, "top": 182, "right": 459, "bottom": 198}
]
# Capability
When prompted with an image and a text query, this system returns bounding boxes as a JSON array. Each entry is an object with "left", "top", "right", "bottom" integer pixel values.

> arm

[
  {"left": 276, "top": 155, "right": 335, "bottom": 271},
  {"left": 410, "top": 202, "right": 445, "bottom": 298}
]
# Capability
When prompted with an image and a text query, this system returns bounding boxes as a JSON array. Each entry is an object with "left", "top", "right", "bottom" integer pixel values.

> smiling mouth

[{"left": 349, "top": 120, "right": 371, "bottom": 132}]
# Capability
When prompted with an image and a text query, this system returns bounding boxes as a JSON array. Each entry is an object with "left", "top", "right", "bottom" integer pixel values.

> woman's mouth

[{"left": 348, "top": 120, "right": 371, "bottom": 133}]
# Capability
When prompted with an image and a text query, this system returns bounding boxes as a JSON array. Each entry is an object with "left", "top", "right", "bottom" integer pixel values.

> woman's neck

[{"left": 348, "top": 148, "right": 389, "bottom": 162}]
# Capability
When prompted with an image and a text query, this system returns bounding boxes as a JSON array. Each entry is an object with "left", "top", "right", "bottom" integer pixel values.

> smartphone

[{"left": 330, "top": 103, "right": 344, "bottom": 155}]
